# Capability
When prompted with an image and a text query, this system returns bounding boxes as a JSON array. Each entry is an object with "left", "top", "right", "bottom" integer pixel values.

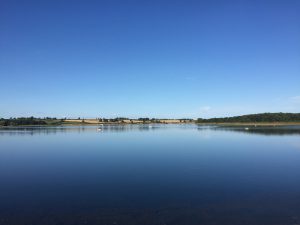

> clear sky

[{"left": 1, "top": 0, "right": 299, "bottom": 118}]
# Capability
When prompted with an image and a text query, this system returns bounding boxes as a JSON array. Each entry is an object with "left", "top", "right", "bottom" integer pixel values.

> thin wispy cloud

[{"left": 199, "top": 106, "right": 211, "bottom": 112}]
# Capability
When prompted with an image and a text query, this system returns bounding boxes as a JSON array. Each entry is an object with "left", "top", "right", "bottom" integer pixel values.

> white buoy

[{"left": 245, "top": 127, "right": 249, "bottom": 130}]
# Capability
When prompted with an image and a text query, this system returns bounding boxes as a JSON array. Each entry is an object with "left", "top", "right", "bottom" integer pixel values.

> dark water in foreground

[{"left": 1, "top": 125, "right": 300, "bottom": 225}]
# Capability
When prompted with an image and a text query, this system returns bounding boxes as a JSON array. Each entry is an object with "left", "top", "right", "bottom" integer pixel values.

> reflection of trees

[
  {"left": 200, "top": 126, "right": 300, "bottom": 136},
  {"left": 99, "top": 124, "right": 163, "bottom": 132},
  {"left": 0, "top": 126, "right": 87, "bottom": 136},
  {"left": 2, "top": 125, "right": 300, "bottom": 137},
  {"left": 0, "top": 124, "right": 170, "bottom": 136}
]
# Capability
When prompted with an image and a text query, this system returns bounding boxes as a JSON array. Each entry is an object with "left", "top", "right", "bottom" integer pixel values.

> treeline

[
  {"left": 97, "top": 118, "right": 193, "bottom": 123},
  {"left": 97, "top": 117, "right": 158, "bottom": 122},
  {"left": 197, "top": 113, "right": 300, "bottom": 123},
  {"left": 0, "top": 117, "right": 48, "bottom": 126},
  {"left": 97, "top": 117, "right": 130, "bottom": 123}
]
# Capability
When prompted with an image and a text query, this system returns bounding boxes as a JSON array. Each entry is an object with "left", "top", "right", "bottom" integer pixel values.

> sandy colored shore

[{"left": 65, "top": 119, "right": 100, "bottom": 124}]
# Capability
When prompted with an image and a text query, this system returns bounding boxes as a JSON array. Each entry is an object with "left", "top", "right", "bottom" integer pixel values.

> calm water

[{"left": 1, "top": 124, "right": 300, "bottom": 225}]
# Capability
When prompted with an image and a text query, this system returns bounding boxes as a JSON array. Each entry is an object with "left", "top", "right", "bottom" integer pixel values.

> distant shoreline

[
  {"left": 1, "top": 121, "right": 300, "bottom": 128},
  {"left": 196, "top": 122, "right": 300, "bottom": 127},
  {"left": 1, "top": 113, "right": 300, "bottom": 127},
  {"left": 0, "top": 119, "right": 194, "bottom": 127}
]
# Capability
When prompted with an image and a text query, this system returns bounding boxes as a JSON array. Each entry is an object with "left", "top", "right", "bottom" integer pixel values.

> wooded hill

[{"left": 197, "top": 113, "right": 300, "bottom": 123}]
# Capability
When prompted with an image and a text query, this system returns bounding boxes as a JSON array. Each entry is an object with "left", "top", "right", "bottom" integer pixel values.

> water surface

[{"left": 1, "top": 125, "right": 300, "bottom": 225}]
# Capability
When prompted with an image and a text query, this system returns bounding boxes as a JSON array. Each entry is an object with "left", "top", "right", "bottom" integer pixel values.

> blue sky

[{"left": 1, "top": 0, "right": 299, "bottom": 118}]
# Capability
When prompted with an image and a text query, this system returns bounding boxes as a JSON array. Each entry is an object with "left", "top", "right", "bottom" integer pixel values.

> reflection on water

[
  {"left": 0, "top": 124, "right": 195, "bottom": 136},
  {"left": 209, "top": 125, "right": 300, "bottom": 136},
  {"left": 2, "top": 124, "right": 300, "bottom": 136},
  {"left": 1, "top": 125, "right": 300, "bottom": 225}
]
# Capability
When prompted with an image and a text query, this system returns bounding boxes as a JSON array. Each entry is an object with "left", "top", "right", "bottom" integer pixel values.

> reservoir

[{"left": 1, "top": 124, "right": 300, "bottom": 225}]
